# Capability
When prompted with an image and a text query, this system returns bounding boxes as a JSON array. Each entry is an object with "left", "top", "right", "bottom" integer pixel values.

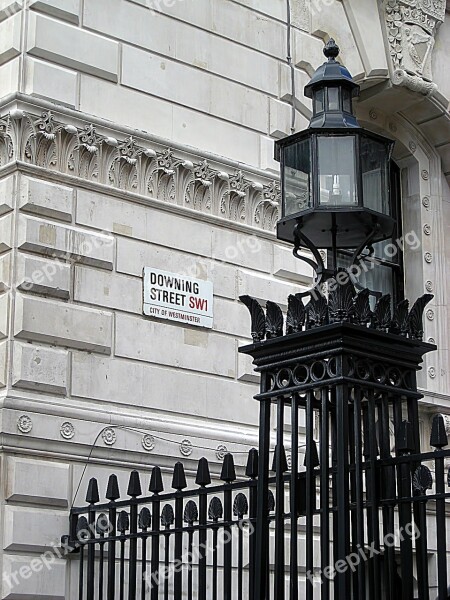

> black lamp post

[
  {"left": 275, "top": 39, "right": 395, "bottom": 288},
  {"left": 239, "top": 38, "right": 438, "bottom": 600}
]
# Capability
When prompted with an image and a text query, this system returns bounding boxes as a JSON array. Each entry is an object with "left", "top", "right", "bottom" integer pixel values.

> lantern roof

[
  {"left": 304, "top": 39, "right": 361, "bottom": 129},
  {"left": 304, "top": 39, "right": 360, "bottom": 99}
]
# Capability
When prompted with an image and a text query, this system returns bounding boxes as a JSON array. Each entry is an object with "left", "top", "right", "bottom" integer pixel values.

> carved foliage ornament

[
  {"left": 385, "top": 0, "right": 445, "bottom": 82},
  {"left": 0, "top": 110, "right": 280, "bottom": 231}
]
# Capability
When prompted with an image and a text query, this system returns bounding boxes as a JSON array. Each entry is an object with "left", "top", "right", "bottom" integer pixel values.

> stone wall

[{"left": 0, "top": 0, "right": 448, "bottom": 596}]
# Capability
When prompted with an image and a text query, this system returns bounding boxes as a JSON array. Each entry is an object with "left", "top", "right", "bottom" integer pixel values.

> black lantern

[{"left": 276, "top": 40, "right": 394, "bottom": 252}]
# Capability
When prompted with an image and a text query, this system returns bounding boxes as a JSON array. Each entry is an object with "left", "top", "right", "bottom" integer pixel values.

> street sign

[{"left": 143, "top": 267, "right": 213, "bottom": 328}]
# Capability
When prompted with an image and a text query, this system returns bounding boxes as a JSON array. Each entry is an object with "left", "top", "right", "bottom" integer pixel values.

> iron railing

[
  {"left": 67, "top": 287, "right": 450, "bottom": 599},
  {"left": 67, "top": 424, "right": 450, "bottom": 600},
  {"left": 68, "top": 451, "right": 273, "bottom": 600}
]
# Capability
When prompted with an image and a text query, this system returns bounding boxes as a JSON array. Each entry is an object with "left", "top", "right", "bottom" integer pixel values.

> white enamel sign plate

[{"left": 143, "top": 268, "right": 213, "bottom": 329}]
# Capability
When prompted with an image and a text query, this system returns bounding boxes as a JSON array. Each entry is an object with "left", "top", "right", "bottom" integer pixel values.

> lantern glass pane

[
  {"left": 317, "top": 136, "right": 357, "bottom": 206},
  {"left": 327, "top": 87, "right": 340, "bottom": 111},
  {"left": 361, "top": 137, "right": 390, "bottom": 215},
  {"left": 343, "top": 88, "right": 352, "bottom": 113},
  {"left": 315, "top": 88, "right": 324, "bottom": 114},
  {"left": 283, "top": 138, "right": 311, "bottom": 216}
]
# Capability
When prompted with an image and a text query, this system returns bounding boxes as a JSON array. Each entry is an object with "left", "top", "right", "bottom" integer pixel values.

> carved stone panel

[{"left": 384, "top": 0, "right": 445, "bottom": 82}]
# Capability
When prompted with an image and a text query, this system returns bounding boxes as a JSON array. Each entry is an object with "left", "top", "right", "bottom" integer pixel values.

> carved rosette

[
  {"left": 17, "top": 415, "right": 33, "bottom": 434},
  {"left": 180, "top": 439, "right": 193, "bottom": 457},
  {"left": 142, "top": 434, "right": 156, "bottom": 452},
  {"left": 216, "top": 444, "right": 228, "bottom": 460},
  {"left": 0, "top": 109, "right": 280, "bottom": 232},
  {"left": 60, "top": 422, "right": 75, "bottom": 440},
  {"left": 384, "top": 0, "right": 445, "bottom": 87},
  {"left": 102, "top": 428, "right": 117, "bottom": 446}
]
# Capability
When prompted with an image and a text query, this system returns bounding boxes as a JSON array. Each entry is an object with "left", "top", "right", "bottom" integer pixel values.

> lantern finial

[{"left": 324, "top": 39, "right": 340, "bottom": 61}]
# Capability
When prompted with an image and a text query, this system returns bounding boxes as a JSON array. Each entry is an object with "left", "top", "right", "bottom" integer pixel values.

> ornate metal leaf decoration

[
  {"left": 96, "top": 513, "right": 111, "bottom": 535},
  {"left": 266, "top": 301, "right": 284, "bottom": 339},
  {"left": 208, "top": 496, "right": 223, "bottom": 522},
  {"left": 138, "top": 507, "right": 151, "bottom": 530},
  {"left": 328, "top": 278, "right": 355, "bottom": 324},
  {"left": 305, "top": 294, "right": 328, "bottom": 328},
  {"left": 239, "top": 295, "right": 266, "bottom": 342},
  {"left": 373, "top": 295, "right": 392, "bottom": 331},
  {"left": 76, "top": 516, "right": 90, "bottom": 541},
  {"left": 161, "top": 504, "right": 174, "bottom": 528},
  {"left": 412, "top": 465, "right": 433, "bottom": 496},
  {"left": 233, "top": 493, "right": 249, "bottom": 519},
  {"left": 117, "top": 510, "right": 130, "bottom": 533},
  {"left": 183, "top": 500, "right": 199, "bottom": 525},
  {"left": 286, "top": 295, "right": 305, "bottom": 334},
  {"left": 408, "top": 294, "right": 434, "bottom": 340},
  {"left": 390, "top": 299, "right": 409, "bottom": 335},
  {"left": 267, "top": 490, "right": 275, "bottom": 513},
  {"left": 352, "top": 289, "right": 372, "bottom": 326}
]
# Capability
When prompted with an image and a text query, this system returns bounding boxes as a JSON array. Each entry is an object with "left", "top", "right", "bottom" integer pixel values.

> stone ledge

[
  {"left": 0, "top": 212, "right": 13, "bottom": 253},
  {"left": 17, "top": 214, "right": 114, "bottom": 270},
  {"left": 0, "top": 11, "right": 21, "bottom": 66},
  {"left": 1, "top": 554, "right": 66, "bottom": 599},
  {"left": 0, "top": 173, "right": 15, "bottom": 216},
  {"left": 19, "top": 175, "right": 74, "bottom": 222},
  {"left": 27, "top": 12, "right": 119, "bottom": 81},
  {"left": 3, "top": 506, "right": 68, "bottom": 553},
  {"left": 29, "top": 0, "right": 80, "bottom": 24},
  {"left": 11, "top": 341, "right": 68, "bottom": 394},
  {"left": 6, "top": 456, "right": 70, "bottom": 507},
  {"left": 16, "top": 254, "right": 71, "bottom": 299},
  {"left": 14, "top": 294, "right": 112, "bottom": 354}
]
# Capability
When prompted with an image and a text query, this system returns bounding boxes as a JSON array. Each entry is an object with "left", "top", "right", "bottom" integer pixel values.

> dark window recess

[{"left": 328, "top": 161, "right": 404, "bottom": 305}]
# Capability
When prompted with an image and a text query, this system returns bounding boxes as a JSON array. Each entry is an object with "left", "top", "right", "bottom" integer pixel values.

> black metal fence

[
  {"left": 246, "top": 389, "right": 450, "bottom": 600},
  {"left": 68, "top": 420, "right": 450, "bottom": 600},
  {"left": 67, "top": 289, "right": 450, "bottom": 599},
  {"left": 68, "top": 451, "right": 274, "bottom": 600}
]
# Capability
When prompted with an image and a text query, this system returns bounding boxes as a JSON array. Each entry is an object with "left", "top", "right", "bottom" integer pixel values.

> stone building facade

[{"left": 0, "top": 0, "right": 448, "bottom": 596}]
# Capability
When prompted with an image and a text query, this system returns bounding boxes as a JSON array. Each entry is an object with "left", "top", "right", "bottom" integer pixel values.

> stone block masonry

[
  {"left": 0, "top": 0, "right": 446, "bottom": 597},
  {"left": 19, "top": 176, "right": 74, "bottom": 222},
  {"left": 11, "top": 342, "right": 68, "bottom": 394},
  {"left": 17, "top": 215, "right": 114, "bottom": 270},
  {"left": 27, "top": 12, "right": 119, "bottom": 81},
  {"left": 14, "top": 294, "right": 113, "bottom": 354}
]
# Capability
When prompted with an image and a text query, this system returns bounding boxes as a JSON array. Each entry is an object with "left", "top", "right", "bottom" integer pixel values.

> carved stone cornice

[
  {"left": 0, "top": 109, "right": 281, "bottom": 232},
  {"left": 384, "top": 0, "right": 445, "bottom": 83}
]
